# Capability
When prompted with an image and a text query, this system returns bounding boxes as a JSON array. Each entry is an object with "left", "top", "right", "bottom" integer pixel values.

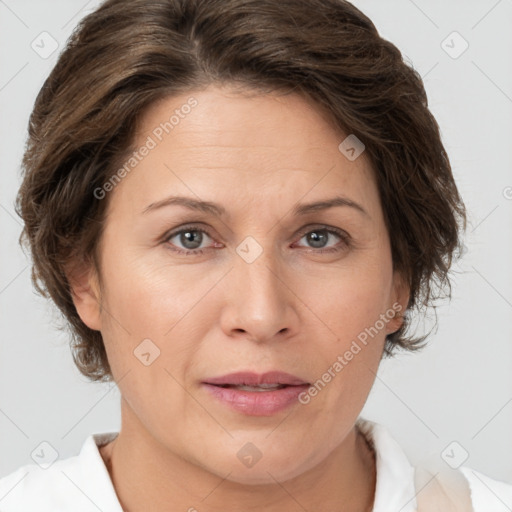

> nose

[{"left": 219, "top": 241, "right": 299, "bottom": 344}]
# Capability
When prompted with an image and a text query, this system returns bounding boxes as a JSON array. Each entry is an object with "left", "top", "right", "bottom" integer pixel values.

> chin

[
  {"left": 222, "top": 461, "right": 309, "bottom": 486},
  {"left": 191, "top": 441, "right": 323, "bottom": 486}
]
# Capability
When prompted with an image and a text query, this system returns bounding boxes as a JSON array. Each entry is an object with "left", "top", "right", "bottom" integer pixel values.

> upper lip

[{"left": 203, "top": 371, "right": 309, "bottom": 387}]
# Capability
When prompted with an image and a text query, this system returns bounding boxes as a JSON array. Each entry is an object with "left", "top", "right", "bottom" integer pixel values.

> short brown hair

[{"left": 16, "top": 0, "right": 466, "bottom": 382}]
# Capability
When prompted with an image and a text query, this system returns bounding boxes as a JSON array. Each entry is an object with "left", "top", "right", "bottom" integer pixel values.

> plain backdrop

[{"left": 1, "top": 0, "right": 511, "bottom": 483}]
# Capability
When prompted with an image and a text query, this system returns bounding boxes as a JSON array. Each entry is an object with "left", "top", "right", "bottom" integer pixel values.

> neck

[{"left": 100, "top": 403, "right": 376, "bottom": 512}]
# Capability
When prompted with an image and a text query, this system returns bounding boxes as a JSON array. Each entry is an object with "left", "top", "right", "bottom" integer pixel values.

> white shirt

[{"left": 0, "top": 417, "right": 511, "bottom": 511}]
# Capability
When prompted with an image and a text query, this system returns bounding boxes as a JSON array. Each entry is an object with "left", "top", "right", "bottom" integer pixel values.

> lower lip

[{"left": 202, "top": 383, "right": 310, "bottom": 416}]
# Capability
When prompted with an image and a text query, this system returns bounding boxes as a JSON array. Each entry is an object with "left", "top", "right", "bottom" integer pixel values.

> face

[{"left": 73, "top": 84, "right": 408, "bottom": 484}]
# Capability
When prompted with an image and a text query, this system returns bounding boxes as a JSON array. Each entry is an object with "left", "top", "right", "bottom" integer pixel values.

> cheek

[
  {"left": 300, "top": 254, "right": 393, "bottom": 342},
  {"left": 96, "top": 245, "right": 219, "bottom": 391},
  {"left": 300, "top": 258, "right": 392, "bottom": 401},
  {"left": 99, "top": 246, "right": 200, "bottom": 338}
]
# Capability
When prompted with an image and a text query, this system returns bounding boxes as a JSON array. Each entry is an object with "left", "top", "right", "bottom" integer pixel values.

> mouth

[
  {"left": 203, "top": 370, "right": 309, "bottom": 387},
  {"left": 201, "top": 371, "right": 311, "bottom": 416},
  {"left": 213, "top": 383, "right": 289, "bottom": 392}
]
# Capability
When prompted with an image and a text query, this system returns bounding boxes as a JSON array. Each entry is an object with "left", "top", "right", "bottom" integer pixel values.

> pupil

[
  {"left": 181, "top": 230, "right": 202, "bottom": 249},
  {"left": 308, "top": 231, "right": 327, "bottom": 248}
]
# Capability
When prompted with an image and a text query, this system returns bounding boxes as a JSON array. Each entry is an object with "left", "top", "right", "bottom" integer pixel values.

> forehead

[
  {"left": 138, "top": 85, "right": 360, "bottom": 160},
  {"left": 109, "top": 84, "right": 379, "bottom": 219}
]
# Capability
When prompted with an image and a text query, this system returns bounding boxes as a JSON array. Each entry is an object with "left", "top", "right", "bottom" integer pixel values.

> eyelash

[{"left": 162, "top": 224, "right": 351, "bottom": 256}]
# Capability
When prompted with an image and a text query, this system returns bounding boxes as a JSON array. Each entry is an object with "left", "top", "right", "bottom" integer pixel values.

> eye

[
  {"left": 163, "top": 225, "right": 217, "bottom": 255},
  {"left": 293, "top": 226, "right": 351, "bottom": 253},
  {"left": 162, "top": 224, "right": 351, "bottom": 256}
]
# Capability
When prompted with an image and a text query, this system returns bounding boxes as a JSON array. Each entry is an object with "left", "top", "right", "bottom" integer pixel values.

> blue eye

[
  {"left": 294, "top": 227, "right": 350, "bottom": 253},
  {"left": 163, "top": 226, "right": 213, "bottom": 256},
  {"left": 163, "top": 225, "right": 351, "bottom": 256}
]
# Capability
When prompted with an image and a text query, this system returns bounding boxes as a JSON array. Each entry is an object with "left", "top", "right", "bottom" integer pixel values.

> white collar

[
  {"left": 65, "top": 431, "right": 123, "bottom": 511},
  {"left": 356, "top": 417, "right": 417, "bottom": 512}
]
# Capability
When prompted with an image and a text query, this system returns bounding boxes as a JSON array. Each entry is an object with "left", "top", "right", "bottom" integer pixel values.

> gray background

[{"left": 1, "top": 0, "right": 511, "bottom": 483}]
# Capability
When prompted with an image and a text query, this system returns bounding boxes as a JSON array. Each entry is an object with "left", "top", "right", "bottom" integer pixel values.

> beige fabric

[{"left": 414, "top": 465, "right": 474, "bottom": 512}]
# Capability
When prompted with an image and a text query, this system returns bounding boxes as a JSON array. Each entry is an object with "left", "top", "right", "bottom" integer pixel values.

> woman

[{"left": 1, "top": 0, "right": 510, "bottom": 510}]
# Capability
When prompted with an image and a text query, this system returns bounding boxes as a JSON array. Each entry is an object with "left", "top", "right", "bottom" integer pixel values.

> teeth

[{"left": 233, "top": 384, "right": 285, "bottom": 392}]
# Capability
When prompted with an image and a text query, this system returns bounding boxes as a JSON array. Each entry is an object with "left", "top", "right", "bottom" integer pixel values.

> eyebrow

[{"left": 142, "top": 195, "right": 370, "bottom": 219}]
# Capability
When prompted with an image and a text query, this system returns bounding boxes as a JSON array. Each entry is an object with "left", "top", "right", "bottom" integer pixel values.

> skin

[{"left": 69, "top": 84, "right": 409, "bottom": 512}]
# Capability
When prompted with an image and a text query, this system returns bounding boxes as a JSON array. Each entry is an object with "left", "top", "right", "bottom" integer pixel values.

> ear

[
  {"left": 65, "top": 259, "right": 102, "bottom": 331},
  {"left": 385, "top": 270, "right": 410, "bottom": 335}
]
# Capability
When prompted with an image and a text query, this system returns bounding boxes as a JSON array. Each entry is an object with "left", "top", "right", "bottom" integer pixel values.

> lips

[
  {"left": 203, "top": 371, "right": 309, "bottom": 387},
  {"left": 201, "top": 371, "right": 310, "bottom": 416}
]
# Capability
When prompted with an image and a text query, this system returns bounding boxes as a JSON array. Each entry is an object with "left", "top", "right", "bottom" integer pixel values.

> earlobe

[
  {"left": 66, "top": 261, "right": 102, "bottom": 331},
  {"left": 387, "top": 308, "right": 405, "bottom": 335},
  {"left": 386, "top": 271, "right": 410, "bottom": 335}
]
